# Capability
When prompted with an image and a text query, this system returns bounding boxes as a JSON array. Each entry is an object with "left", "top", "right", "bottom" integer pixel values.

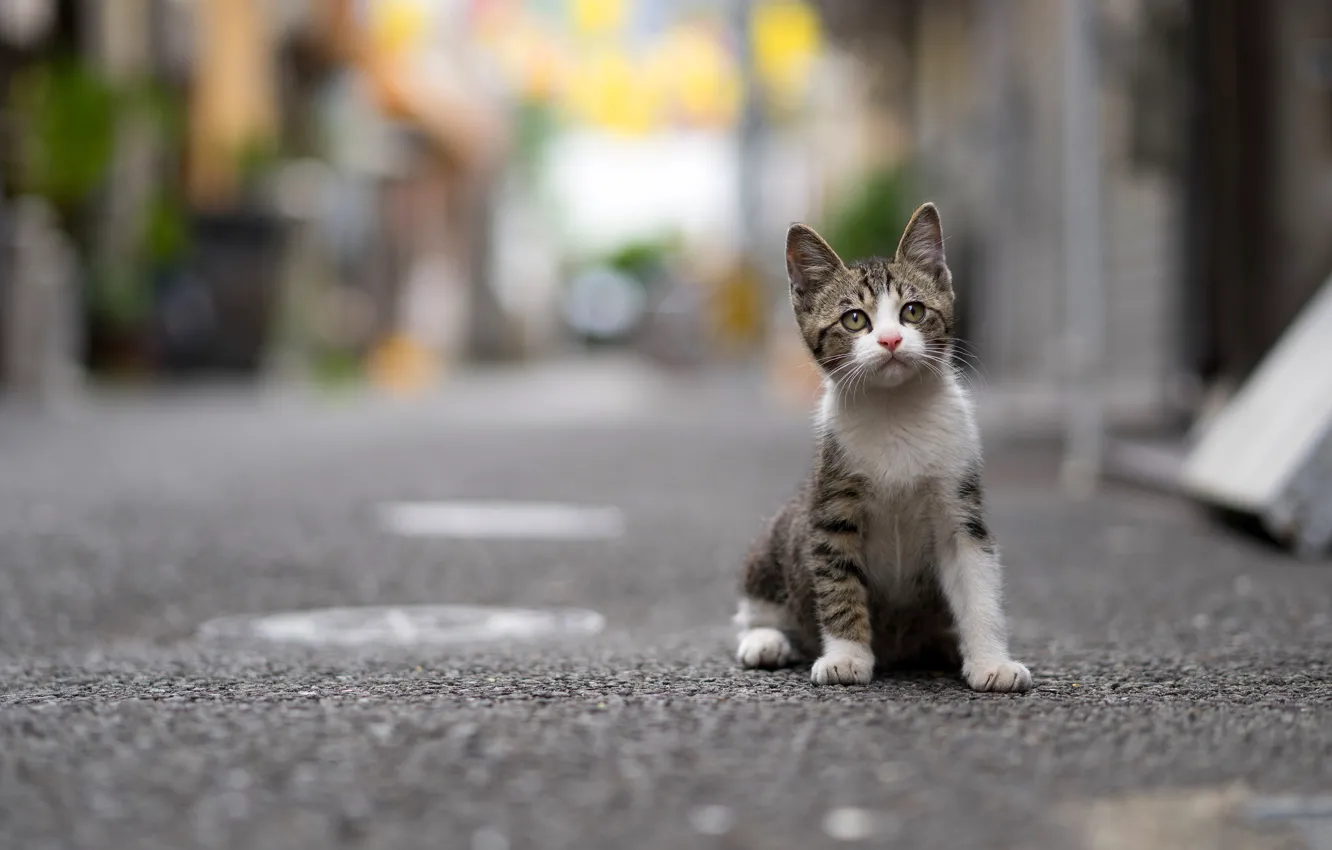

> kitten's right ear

[{"left": 785, "top": 224, "right": 844, "bottom": 304}]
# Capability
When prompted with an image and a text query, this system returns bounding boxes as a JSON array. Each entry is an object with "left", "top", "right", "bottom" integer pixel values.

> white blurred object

[
  {"left": 273, "top": 159, "right": 336, "bottom": 221},
  {"left": 321, "top": 72, "right": 399, "bottom": 179},
  {"left": 545, "top": 130, "right": 740, "bottom": 258},
  {"left": 821, "top": 807, "right": 899, "bottom": 842},
  {"left": 1059, "top": 0, "right": 1106, "bottom": 498},
  {"left": 399, "top": 252, "right": 469, "bottom": 362},
  {"left": 562, "top": 267, "right": 647, "bottom": 343},
  {"left": 1181, "top": 273, "right": 1332, "bottom": 558},
  {"left": 198, "top": 604, "right": 607, "bottom": 648},
  {"left": 490, "top": 176, "right": 562, "bottom": 355},
  {"left": 689, "top": 805, "right": 735, "bottom": 836},
  {"left": 0, "top": 0, "right": 55, "bottom": 47},
  {"left": 379, "top": 501, "right": 624, "bottom": 541},
  {"left": 1, "top": 198, "right": 83, "bottom": 407}
]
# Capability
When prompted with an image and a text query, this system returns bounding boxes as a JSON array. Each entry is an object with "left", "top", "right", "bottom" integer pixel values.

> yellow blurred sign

[
  {"left": 367, "top": 332, "right": 439, "bottom": 395},
  {"left": 489, "top": 16, "right": 571, "bottom": 101},
  {"left": 566, "top": 45, "right": 660, "bottom": 135},
  {"left": 711, "top": 261, "right": 767, "bottom": 353},
  {"left": 368, "top": 0, "right": 431, "bottom": 57},
  {"left": 647, "top": 24, "right": 741, "bottom": 128},
  {"left": 465, "top": 0, "right": 817, "bottom": 133},
  {"left": 752, "top": 0, "right": 823, "bottom": 111},
  {"left": 570, "top": 0, "right": 626, "bottom": 38}
]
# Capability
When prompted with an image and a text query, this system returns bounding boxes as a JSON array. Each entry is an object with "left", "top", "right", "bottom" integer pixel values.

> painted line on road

[
  {"left": 378, "top": 501, "right": 625, "bottom": 540},
  {"left": 198, "top": 604, "right": 606, "bottom": 648}
]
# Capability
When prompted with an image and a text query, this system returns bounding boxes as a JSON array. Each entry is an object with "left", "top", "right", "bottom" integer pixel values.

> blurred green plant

[
  {"left": 310, "top": 348, "right": 364, "bottom": 391},
  {"left": 8, "top": 58, "right": 182, "bottom": 209},
  {"left": 234, "top": 135, "right": 283, "bottom": 198},
  {"left": 91, "top": 261, "right": 151, "bottom": 328},
  {"left": 91, "top": 189, "right": 190, "bottom": 327},
  {"left": 818, "top": 165, "right": 914, "bottom": 261},
  {"left": 513, "top": 99, "right": 558, "bottom": 181},
  {"left": 599, "top": 233, "right": 681, "bottom": 283},
  {"left": 142, "top": 189, "right": 190, "bottom": 265},
  {"left": 8, "top": 57, "right": 190, "bottom": 329},
  {"left": 8, "top": 58, "right": 118, "bottom": 209}
]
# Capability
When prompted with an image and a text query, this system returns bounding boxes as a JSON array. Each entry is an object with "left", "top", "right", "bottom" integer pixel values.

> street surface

[{"left": 1, "top": 359, "right": 1328, "bottom": 849}]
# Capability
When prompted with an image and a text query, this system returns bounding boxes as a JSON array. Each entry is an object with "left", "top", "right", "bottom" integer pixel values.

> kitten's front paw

[
  {"left": 811, "top": 643, "right": 874, "bottom": 686},
  {"left": 963, "top": 658, "right": 1032, "bottom": 693},
  {"left": 737, "top": 628, "right": 793, "bottom": 669}
]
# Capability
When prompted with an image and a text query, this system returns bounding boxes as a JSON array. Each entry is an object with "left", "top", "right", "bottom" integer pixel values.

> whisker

[
  {"left": 825, "top": 357, "right": 857, "bottom": 375},
  {"left": 816, "top": 353, "right": 855, "bottom": 372},
  {"left": 911, "top": 349, "right": 980, "bottom": 391},
  {"left": 821, "top": 355, "right": 866, "bottom": 394},
  {"left": 824, "top": 358, "right": 862, "bottom": 384},
  {"left": 841, "top": 364, "right": 865, "bottom": 396}
]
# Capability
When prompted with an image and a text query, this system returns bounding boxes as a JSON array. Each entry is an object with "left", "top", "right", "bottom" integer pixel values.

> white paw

[
  {"left": 737, "top": 628, "right": 793, "bottom": 669},
  {"left": 963, "top": 658, "right": 1032, "bottom": 693},
  {"left": 810, "top": 641, "right": 874, "bottom": 685}
]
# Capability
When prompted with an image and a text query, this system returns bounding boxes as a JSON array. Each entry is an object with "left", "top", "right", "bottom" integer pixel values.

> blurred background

[
  {"left": 1, "top": 0, "right": 1331, "bottom": 458},
  {"left": 2, "top": 8, "right": 1331, "bottom": 845}
]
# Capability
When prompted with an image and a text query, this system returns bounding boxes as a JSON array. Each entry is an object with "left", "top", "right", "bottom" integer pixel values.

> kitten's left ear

[{"left": 895, "top": 203, "right": 951, "bottom": 289}]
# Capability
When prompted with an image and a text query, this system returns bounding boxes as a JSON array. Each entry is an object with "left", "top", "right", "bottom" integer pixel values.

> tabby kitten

[{"left": 735, "top": 203, "right": 1032, "bottom": 692}]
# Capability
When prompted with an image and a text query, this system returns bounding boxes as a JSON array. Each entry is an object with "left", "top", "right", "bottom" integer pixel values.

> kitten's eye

[
  {"left": 840, "top": 310, "right": 870, "bottom": 332},
  {"left": 900, "top": 302, "right": 926, "bottom": 324}
]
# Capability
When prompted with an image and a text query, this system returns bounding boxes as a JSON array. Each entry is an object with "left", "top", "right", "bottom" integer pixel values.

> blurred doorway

[{"left": 1189, "top": 0, "right": 1332, "bottom": 387}]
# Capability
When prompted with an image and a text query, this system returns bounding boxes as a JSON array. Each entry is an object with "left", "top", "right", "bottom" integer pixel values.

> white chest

[
  {"left": 821, "top": 380, "right": 979, "bottom": 491},
  {"left": 860, "top": 486, "right": 936, "bottom": 589},
  {"left": 820, "top": 380, "right": 981, "bottom": 586}
]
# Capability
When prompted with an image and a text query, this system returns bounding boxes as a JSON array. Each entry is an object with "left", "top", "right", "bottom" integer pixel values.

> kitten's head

[{"left": 785, "top": 203, "right": 955, "bottom": 390}]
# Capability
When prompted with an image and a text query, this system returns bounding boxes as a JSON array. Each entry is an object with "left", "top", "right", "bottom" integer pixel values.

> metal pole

[
  {"left": 1059, "top": 0, "right": 1105, "bottom": 496},
  {"left": 0, "top": 49, "right": 11, "bottom": 394},
  {"left": 973, "top": 0, "right": 1012, "bottom": 370},
  {"left": 734, "top": 0, "right": 764, "bottom": 280}
]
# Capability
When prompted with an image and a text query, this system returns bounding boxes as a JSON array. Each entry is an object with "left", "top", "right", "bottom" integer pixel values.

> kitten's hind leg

[{"left": 734, "top": 598, "right": 796, "bottom": 669}]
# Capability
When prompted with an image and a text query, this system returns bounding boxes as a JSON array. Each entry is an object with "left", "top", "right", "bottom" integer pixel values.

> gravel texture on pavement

[{"left": 1, "top": 362, "right": 1328, "bottom": 849}]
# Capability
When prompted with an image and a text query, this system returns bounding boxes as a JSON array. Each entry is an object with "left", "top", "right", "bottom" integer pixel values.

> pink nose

[{"left": 878, "top": 332, "right": 903, "bottom": 352}]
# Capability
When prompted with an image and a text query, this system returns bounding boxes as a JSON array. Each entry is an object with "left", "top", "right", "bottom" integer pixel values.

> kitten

[{"left": 735, "top": 203, "right": 1032, "bottom": 692}]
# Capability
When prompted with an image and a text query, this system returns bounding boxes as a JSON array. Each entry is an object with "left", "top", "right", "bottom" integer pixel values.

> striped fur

[{"left": 736, "top": 204, "right": 1032, "bottom": 692}]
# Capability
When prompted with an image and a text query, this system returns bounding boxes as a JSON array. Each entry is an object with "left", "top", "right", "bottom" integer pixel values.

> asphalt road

[{"left": 1, "top": 360, "right": 1329, "bottom": 850}]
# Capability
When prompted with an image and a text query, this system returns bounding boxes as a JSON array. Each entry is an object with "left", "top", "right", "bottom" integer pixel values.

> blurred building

[
  {"left": 814, "top": 0, "right": 1332, "bottom": 437},
  {"left": 0, "top": 0, "right": 832, "bottom": 394},
  {"left": 3, "top": 0, "right": 1330, "bottom": 455},
  {"left": 0, "top": 0, "right": 507, "bottom": 393}
]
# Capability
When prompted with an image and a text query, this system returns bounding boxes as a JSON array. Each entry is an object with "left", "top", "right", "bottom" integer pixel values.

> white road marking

[
  {"left": 689, "top": 805, "right": 735, "bottom": 836},
  {"left": 379, "top": 501, "right": 625, "bottom": 540},
  {"left": 197, "top": 604, "right": 606, "bottom": 647},
  {"left": 470, "top": 827, "right": 510, "bottom": 850},
  {"left": 822, "top": 807, "right": 898, "bottom": 842}
]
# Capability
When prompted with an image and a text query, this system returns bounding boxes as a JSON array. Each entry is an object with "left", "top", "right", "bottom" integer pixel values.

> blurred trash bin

[{"left": 156, "top": 209, "right": 287, "bottom": 375}]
